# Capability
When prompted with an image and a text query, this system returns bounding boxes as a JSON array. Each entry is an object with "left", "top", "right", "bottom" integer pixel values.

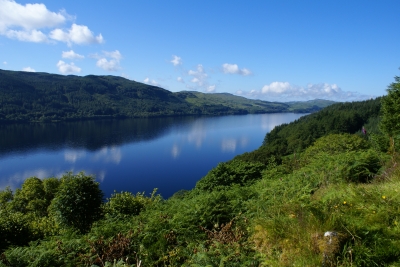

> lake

[{"left": 0, "top": 113, "right": 304, "bottom": 199}]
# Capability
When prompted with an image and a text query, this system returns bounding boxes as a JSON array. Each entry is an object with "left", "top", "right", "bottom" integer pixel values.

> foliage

[
  {"left": 0, "top": 69, "right": 333, "bottom": 123},
  {"left": 195, "top": 160, "right": 265, "bottom": 191},
  {"left": 0, "top": 210, "right": 32, "bottom": 252},
  {"left": 50, "top": 172, "right": 103, "bottom": 233},
  {"left": 103, "top": 189, "right": 161, "bottom": 217},
  {"left": 2, "top": 93, "right": 400, "bottom": 266},
  {"left": 381, "top": 73, "right": 400, "bottom": 153},
  {"left": 235, "top": 98, "right": 381, "bottom": 164}
]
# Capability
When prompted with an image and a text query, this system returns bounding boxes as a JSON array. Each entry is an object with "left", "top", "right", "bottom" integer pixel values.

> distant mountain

[
  {"left": 285, "top": 99, "right": 337, "bottom": 113},
  {"left": 0, "top": 69, "right": 335, "bottom": 123}
]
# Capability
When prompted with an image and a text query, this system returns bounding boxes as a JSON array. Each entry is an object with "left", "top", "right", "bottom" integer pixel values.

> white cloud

[
  {"left": 95, "top": 50, "right": 122, "bottom": 71},
  {"left": 121, "top": 73, "right": 130, "bottom": 79},
  {"left": 62, "top": 50, "right": 84, "bottom": 59},
  {"left": 171, "top": 55, "right": 182, "bottom": 66},
  {"left": 56, "top": 60, "right": 81, "bottom": 74},
  {"left": 262, "top": 81, "right": 292, "bottom": 94},
  {"left": 3, "top": 61, "right": 6, "bottom": 65},
  {"left": 0, "top": 1, "right": 104, "bottom": 45},
  {"left": 22, "top": 66, "right": 35, "bottom": 72},
  {"left": 143, "top": 77, "right": 160, "bottom": 86},
  {"left": 0, "top": 0, "right": 65, "bottom": 31},
  {"left": 207, "top": 85, "right": 216, "bottom": 92},
  {"left": 222, "top": 63, "right": 251, "bottom": 76},
  {"left": 177, "top": 77, "right": 184, "bottom": 83},
  {"left": 188, "top": 64, "right": 210, "bottom": 88},
  {"left": 97, "top": 58, "right": 119, "bottom": 71},
  {"left": 50, "top": 23, "right": 103, "bottom": 45},
  {"left": 5, "top": 28, "right": 48, "bottom": 42},
  {"left": 241, "top": 81, "right": 370, "bottom": 101}
]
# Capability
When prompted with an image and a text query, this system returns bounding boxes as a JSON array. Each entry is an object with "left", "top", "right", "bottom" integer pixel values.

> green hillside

[
  {"left": 174, "top": 91, "right": 291, "bottom": 113},
  {"left": 1, "top": 71, "right": 400, "bottom": 266},
  {"left": 286, "top": 99, "right": 337, "bottom": 113},
  {"left": 0, "top": 69, "right": 334, "bottom": 123}
]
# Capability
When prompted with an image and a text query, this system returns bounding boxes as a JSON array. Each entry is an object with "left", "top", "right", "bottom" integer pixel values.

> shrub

[
  {"left": 103, "top": 189, "right": 160, "bottom": 217},
  {"left": 50, "top": 172, "right": 103, "bottom": 232},
  {"left": 195, "top": 160, "right": 265, "bottom": 191}
]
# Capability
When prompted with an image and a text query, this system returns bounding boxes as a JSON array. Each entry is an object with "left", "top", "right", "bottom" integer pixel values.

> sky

[{"left": 0, "top": 0, "right": 399, "bottom": 102}]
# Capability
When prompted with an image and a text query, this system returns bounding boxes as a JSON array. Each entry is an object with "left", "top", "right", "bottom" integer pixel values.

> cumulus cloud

[
  {"left": 94, "top": 50, "right": 122, "bottom": 71},
  {"left": 3, "top": 61, "right": 7, "bottom": 65},
  {"left": 0, "top": 0, "right": 65, "bottom": 30},
  {"left": 5, "top": 28, "right": 48, "bottom": 42},
  {"left": 22, "top": 66, "right": 35, "bottom": 72},
  {"left": 177, "top": 77, "right": 184, "bottom": 83},
  {"left": 188, "top": 64, "right": 207, "bottom": 86},
  {"left": 56, "top": 60, "right": 81, "bottom": 74},
  {"left": 261, "top": 81, "right": 292, "bottom": 94},
  {"left": 50, "top": 23, "right": 103, "bottom": 45},
  {"left": 186, "top": 64, "right": 218, "bottom": 92},
  {"left": 62, "top": 50, "right": 84, "bottom": 59},
  {"left": 0, "top": 0, "right": 103, "bottom": 45},
  {"left": 171, "top": 55, "right": 182, "bottom": 66},
  {"left": 222, "top": 63, "right": 251, "bottom": 76},
  {"left": 207, "top": 85, "right": 216, "bottom": 92},
  {"left": 143, "top": 77, "right": 160, "bottom": 86},
  {"left": 241, "top": 81, "right": 370, "bottom": 101}
]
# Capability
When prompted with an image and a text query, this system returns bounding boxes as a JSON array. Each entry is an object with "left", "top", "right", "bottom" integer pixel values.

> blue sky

[{"left": 0, "top": 0, "right": 399, "bottom": 102}]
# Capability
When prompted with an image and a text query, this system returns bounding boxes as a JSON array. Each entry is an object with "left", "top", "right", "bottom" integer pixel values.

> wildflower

[
  {"left": 382, "top": 196, "right": 386, "bottom": 199},
  {"left": 343, "top": 201, "right": 347, "bottom": 205}
]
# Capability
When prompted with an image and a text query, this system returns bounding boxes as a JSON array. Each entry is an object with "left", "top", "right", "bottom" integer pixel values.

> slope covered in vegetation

[
  {"left": 1, "top": 74, "right": 400, "bottom": 266},
  {"left": 0, "top": 69, "right": 334, "bottom": 123}
]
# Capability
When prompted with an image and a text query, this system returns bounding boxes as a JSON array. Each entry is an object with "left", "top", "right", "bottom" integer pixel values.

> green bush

[
  {"left": 195, "top": 160, "right": 264, "bottom": 191},
  {"left": 103, "top": 189, "right": 160, "bottom": 217},
  {"left": 50, "top": 172, "right": 103, "bottom": 232},
  {"left": 0, "top": 210, "right": 32, "bottom": 251}
]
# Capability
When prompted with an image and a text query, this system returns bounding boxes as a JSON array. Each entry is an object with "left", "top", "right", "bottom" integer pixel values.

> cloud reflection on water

[
  {"left": 1, "top": 168, "right": 59, "bottom": 191},
  {"left": 64, "top": 149, "right": 86, "bottom": 163},
  {"left": 171, "top": 144, "right": 180, "bottom": 159},
  {"left": 186, "top": 120, "right": 207, "bottom": 148},
  {"left": 221, "top": 138, "right": 237, "bottom": 152},
  {"left": 92, "top": 146, "right": 122, "bottom": 164}
]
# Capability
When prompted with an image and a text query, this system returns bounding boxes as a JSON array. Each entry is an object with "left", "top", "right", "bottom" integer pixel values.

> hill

[
  {"left": 0, "top": 69, "right": 334, "bottom": 123},
  {"left": 1, "top": 93, "right": 400, "bottom": 266}
]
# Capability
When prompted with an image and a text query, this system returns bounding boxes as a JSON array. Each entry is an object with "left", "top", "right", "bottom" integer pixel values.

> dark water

[{"left": 0, "top": 113, "right": 304, "bottom": 199}]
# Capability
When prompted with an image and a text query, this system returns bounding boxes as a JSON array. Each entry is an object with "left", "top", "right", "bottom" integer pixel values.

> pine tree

[{"left": 381, "top": 72, "right": 400, "bottom": 153}]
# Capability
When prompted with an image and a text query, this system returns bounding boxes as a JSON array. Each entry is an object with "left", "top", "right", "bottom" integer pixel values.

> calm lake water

[{"left": 0, "top": 113, "right": 304, "bottom": 199}]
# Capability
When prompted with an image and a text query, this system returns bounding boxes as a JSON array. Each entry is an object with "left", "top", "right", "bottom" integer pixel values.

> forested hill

[{"left": 0, "top": 69, "right": 334, "bottom": 123}]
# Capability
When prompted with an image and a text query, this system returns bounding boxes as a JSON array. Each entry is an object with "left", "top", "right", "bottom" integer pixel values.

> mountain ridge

[{"left": 0, "top": 69, "right": 335, "bottom": 123}]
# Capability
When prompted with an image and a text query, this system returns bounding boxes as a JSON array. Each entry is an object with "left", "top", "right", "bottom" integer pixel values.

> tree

[
  {"left": 381, "top": 73, "right": 400, "bottom": 153},
  {"left": 50, "top": 172, "right": 103, "bottom": 232}
]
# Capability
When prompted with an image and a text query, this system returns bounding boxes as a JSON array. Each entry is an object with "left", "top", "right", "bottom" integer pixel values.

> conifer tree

[{"left": 381, "top": 72, "right": 400, "bottom": 153}]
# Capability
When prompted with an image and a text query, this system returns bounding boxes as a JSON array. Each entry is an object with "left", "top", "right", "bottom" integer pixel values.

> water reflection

[
  {"left": 64, "top": 149, "right": 86, "bottom": 163},
  {"left": 0, "top": 117, "right": 200, "bottom": 157},
  {"left": 92, "top": 147, "right": 122, "bottom": 164},
  {"left": 261, "top": 113, "right": 301, "bottom": 131},
  {"left": 0, "top": 114, "right": 306, "bottom": 198}
]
